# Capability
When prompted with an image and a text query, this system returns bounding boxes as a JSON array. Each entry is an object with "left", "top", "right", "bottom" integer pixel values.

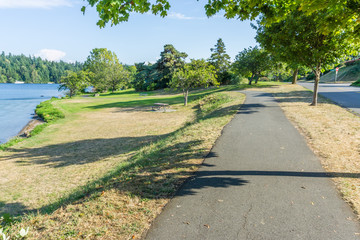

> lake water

[{"left": 0, "top": 84, "right": 64, "bottom": 144}]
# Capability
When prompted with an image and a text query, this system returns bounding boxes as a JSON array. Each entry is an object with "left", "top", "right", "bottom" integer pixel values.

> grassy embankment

[
  {"left": 258, "top": 84, "right": 360, "bottom": 219},
  {"left": 0, "top": 86, "right": 251, "bottom": 239},
  {"left": 320, "top": 62, "right": 360, "bottom": 83}
]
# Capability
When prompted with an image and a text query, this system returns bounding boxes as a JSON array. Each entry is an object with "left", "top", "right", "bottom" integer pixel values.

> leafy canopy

[
  {"left": 254, "top": 9, "right": 359, "bottom": 105},
  {"left": 59, "top": 70, "right": 91, "bottom": 97},
  {"left": 232, "top": 46, "right": 271, "bottom": 85},
  {"left": 170, "top": 59, "right": 218, "bottom": 105},
  {"left": 84, "top": 48, "right": 125, "bottom": 92},
  {"left": 82, "top": 0, "right": 359, "bottom": 38}
]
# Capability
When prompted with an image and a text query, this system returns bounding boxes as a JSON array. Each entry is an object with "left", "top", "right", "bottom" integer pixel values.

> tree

[
  {"left": 254, "top": 10, "right": 359, "bottom": 105},
  {"left": 170, "top": 59, "right": 218, "bottom": 106},
  {"left": 59, "top": 70, "right": 91, "bottom": 98},
  {"left": 81, "top": 0, "right": 359, "bottom": 39},
  {"left": 232, "top": 46, "right": 271, "bottom": 85},
  {"left": 208, "top": 38, "right": 231, "bottom": 85},
  {"left": 133, "top": 62, "right": 158, "bottom": 91},
  {"left": 84, "top": 48, "right": 124, "bottom": 92},
  {"left": 155, "top": 44, "right": 188, "bottom": 88},
  {"left": 133, "top": 45, "right": 188, "bottom": 91},
  {"left": 108, "top": 64, "right": 130, "bottom": 92}
]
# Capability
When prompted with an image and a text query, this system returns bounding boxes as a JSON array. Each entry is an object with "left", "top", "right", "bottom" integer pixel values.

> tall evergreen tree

[
  {"left": 208, "top": 38, "right": 231, "bottom": 84},
  {"left": 155, "top": 44, "right": 188, "bottom": 88}
]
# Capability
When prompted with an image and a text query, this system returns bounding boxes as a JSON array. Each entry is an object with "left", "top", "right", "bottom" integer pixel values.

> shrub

[
  {"left": 351, "top": 79, "right": 360, "bottom": 87},
  {"left": 306, "top": 72, "right": 315, "bottom": 80},
  {"left": 35, "top": 98, "right": 65, "bottom": 122}
]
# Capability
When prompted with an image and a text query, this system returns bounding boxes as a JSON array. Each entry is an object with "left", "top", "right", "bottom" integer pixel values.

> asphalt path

[
  {"left": 299, "top": 82, "right": 360, "bottom": 114},
  {"left": 145, "top": 91, "right": 360, "bottom": 240}
]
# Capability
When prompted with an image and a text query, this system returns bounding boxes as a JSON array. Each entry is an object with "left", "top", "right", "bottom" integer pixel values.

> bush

[
  {"left": 35, "top": 98, "right": 65, "bottom": 122},
  {"left": 351, "top": 79, "right": 360, "bottom": 87},
  {"left": 306, "top": 72, "right": 315, "bottom": 80}
]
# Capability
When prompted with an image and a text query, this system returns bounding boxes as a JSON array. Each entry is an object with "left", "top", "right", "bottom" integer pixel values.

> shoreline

[{"left": 17, "top": 115, "right": 45, "bottom": 138}]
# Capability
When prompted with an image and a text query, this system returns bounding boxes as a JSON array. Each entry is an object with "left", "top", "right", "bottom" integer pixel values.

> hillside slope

[{"left": 320, "top": 63, "right": 360, "bottom": 83}]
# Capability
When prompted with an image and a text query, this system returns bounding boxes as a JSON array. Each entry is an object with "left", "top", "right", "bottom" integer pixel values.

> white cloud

[
  {"left": 0, "top": 0, "right": 73, "bottom": 9},
  {"left": 167, "top": 12, "right": 205, "bottom": 20},
  {"left": 35, "top": 49, "right": 66, "bottom": 61}
]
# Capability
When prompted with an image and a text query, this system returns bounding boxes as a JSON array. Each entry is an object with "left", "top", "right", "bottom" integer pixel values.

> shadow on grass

[
  {"left": 0, "top": 135, "right": 164, "bottom": 168},
  {"left": 0, "top": 201, "right": 28, "bottom": 216}
]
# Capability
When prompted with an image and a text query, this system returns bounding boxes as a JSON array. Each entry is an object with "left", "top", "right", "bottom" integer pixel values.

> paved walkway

[{"left": 145, "top": 91, "right": 360, "bottom": 240}]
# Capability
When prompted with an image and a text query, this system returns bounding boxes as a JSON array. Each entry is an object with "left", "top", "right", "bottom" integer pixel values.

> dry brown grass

[
  {"left": 0, "top": 105, "right": 191, "bottom": 216},
  {"left": 258, "top": 84, "right": 360, "bottom": 217},
  {"left": 2, "top": 90, "right": 245, "bottom": 239}
]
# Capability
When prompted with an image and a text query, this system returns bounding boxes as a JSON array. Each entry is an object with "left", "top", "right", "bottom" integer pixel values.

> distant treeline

[{"left": 0, "top": 52, "right": 83, "bottom": 84}]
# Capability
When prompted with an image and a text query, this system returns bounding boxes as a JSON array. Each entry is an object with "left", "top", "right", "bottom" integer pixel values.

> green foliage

[
  {"left": 254, "top": 9, "right": 359, "bottom": 105},
  {"left": 208, "top": 38, "right": 231, "bottom": 85},
  {"left": 133, "top": 63, "right": 158, "bottom": 91},
  {"left": 306, "top": 72, "right": 315, "bottom": 80},
  {"left": 59, "top": 70, "right": 91, "bottom": 97},
  {"left": 35, "top": 99, "right": 65, "bottom": 122},
  {"left": 232, "top": 46, "right": 271, "bottom": 85},
  {"left": 82, "top": 0, "right": 170, "bottom": 28},
  {"left": 82, "top": 0, "right": 359, "bottom": 43},
  {"left": 0, "top": 52, "right": 82, "bottom": 83},
  {"left": 155, "top": 44, "right": 188, "bottom": 89},
  {"left": 351, "top": 79, "right": 360, "bottom": 87},
  {"left": 170, "top": 59, "right": 218, "bottom": 105},
  {"left": 133, "top": 44, "right": 188, "bottom": 91},
  {"left": 84, "top": 48, "right": 128, "bottom": 93}
]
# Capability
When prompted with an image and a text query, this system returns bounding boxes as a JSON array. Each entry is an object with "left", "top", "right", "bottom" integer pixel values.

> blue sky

[{"left": 0, "top": 0, "right": 257, "bottom": 65}]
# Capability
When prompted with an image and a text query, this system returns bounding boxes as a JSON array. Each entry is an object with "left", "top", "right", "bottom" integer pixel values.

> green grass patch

[
  {"left": 0, "top": 137, "right": 24, "bottom": 151},
  {"left": 35, "top": 98, "right": 65, "bottom": 122}
]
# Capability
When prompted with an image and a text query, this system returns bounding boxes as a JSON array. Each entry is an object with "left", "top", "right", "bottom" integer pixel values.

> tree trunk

[
  {"left": 311, "top": 64, "right": 321, "bottom": 106},
  {"left": 249, "top": 73, "right": 254, "bottom": 85},
  {"left": 292, "top": 68, "right": 298, "bottom": 84},
  {"left": 183, "top": 89, "right": 189, "bottom": 106},
  {"left": 255, "top": 74, "right": 259, "bottom": 84}
]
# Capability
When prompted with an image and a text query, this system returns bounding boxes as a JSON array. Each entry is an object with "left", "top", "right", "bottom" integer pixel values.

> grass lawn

[{"left": 0, "top": 86, "right": 248, "bottom": 239}]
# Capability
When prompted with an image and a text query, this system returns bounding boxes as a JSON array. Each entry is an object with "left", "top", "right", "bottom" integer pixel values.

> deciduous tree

[
  {"left": 84, "top": 48, "right": 124, "bottom": 92},
  {"left": 170, "top": 59, "right": 217, "bottom": 106},
  {"left": 232, "top": 46, "right": 271, "bottom": 85},
  {"left": 254, "top": 11, "right": 359, "bottom": 105},
  {"left": 59, "top": 70, "right": 91, "bottom": 97}
]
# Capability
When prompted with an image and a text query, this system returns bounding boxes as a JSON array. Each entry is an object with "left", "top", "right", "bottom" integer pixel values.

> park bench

[{"left": 152, "top": 103, "right": 169, "bottom": 112}]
